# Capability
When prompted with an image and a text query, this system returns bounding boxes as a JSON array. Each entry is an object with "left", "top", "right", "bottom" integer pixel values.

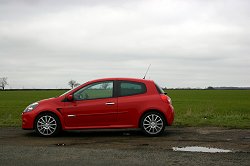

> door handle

[
  {"left": 68, "top": 114, "right": 76, "bottom": 118},
  {"left": 106, "top": 102, "right": 115, "bottom": 105}
]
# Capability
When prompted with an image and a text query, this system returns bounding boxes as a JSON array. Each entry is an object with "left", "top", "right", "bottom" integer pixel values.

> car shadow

[
  {"left": 24, "top": 129, "right": 141, "bottom": 137},
  {"left": 24, "top": 129, "right": 172, "bottom": 138}
]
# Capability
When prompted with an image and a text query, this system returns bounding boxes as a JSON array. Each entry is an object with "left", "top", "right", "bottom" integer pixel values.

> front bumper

[{"left": 22, "top": 112, "right": 35, "bottom": 130}]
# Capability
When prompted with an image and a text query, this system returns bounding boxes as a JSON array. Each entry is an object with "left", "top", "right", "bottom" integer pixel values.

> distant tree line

[
  {"left": 164, "top": 86, "right": 250, "bottom": 90},
  {"left": 205, "top": 86, "right": 250, "bottom": 90},
  {"left": 1, "top": 77, "right": 250, "bottom": 90}
]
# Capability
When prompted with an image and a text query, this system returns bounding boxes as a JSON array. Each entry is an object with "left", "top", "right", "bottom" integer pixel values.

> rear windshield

[{"left": 155, "top": 83, "right": 165, "bottom": 94}]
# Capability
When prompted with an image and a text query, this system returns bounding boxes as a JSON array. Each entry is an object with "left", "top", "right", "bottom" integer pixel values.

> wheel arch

[
  {"left": 138, "top": 109, "right": 168, "bottom": 128},
  {"left": 33, "top": 110, "right": 63, "bottom": 129}
]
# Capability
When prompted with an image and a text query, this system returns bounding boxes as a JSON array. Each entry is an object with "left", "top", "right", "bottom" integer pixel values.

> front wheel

[
  {"left": 140, "top": 112, "right": 166, "bottom": 136},
  {"left": 35, "top": 113, "right": 61, "bottom": 137}
]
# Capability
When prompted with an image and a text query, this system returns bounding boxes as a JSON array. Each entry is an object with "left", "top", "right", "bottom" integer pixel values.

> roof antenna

[{"left": 143, "top": 64, "right": 151, "bottom": 79}]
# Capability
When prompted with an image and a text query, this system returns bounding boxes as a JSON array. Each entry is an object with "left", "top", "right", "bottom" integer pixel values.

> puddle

[{"left": 173, "top": 146, "right": 232, "bottom": 153}]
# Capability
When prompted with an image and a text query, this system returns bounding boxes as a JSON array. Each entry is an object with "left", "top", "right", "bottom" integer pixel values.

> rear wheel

[
  {"left": 35, "top": 113, "right": 61, "bottom": 137},
  {"left": 140, "top": 112, "right": 166, "bottom": 136}
]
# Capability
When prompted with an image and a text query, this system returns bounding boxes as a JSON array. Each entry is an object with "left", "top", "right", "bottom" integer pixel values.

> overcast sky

[{"left": 0, "top": 0, "right": 249, "bottom": 89}]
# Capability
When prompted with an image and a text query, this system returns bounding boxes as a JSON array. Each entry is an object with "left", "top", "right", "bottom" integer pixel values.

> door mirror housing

[{"left": 67, "top": 95, "right": 73, "bottom": 101}]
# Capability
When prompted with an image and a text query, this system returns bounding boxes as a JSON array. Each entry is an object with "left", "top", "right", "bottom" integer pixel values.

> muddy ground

[{"left": 0, "top": 127, "right": 249, "bottom": 165}]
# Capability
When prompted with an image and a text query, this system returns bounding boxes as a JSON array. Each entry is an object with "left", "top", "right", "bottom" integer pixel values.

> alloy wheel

[
  {"left": 142, "top": 113, "right": 164, "bottom": 135},
  {"left": 36, "top": 115, "right": 57, "bottom": 136}
]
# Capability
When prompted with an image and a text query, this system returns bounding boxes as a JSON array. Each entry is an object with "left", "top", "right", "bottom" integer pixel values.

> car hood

[{"left": 37, "top": 97, "right": 61, "bottom": 105}]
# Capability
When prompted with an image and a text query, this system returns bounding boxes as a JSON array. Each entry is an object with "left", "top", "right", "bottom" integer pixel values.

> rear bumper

[{"left": 166, "top": 105, "right": 174, "bottom": 126}]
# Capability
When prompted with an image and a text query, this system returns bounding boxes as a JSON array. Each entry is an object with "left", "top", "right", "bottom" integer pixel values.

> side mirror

[{"left": 67, "top": 95, "right": 73, "bottom": 101}]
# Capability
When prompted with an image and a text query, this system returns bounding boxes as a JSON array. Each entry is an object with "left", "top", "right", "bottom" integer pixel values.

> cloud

[{"left": 0, "top": 0, "right": 250, "bottom": 88}]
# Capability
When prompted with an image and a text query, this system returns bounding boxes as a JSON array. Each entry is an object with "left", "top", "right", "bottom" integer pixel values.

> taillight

[{"left": 160, "top": 94, "right": 172, "bottom": 104}]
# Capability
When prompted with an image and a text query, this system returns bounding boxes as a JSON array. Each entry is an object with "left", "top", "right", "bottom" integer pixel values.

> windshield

[{"left": 59, "top": 82, "right": 86, "bottom": 97}]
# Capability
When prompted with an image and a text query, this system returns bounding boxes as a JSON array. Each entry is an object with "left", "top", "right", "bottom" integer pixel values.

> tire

[
  {"left": 35, "top": 113, "right": 61, "bottom": 137},
  {"left": 140, "top": 112, "right": 166, "bottom": 136}
]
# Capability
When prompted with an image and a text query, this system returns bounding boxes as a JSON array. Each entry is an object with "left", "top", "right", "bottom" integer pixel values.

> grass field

[
  {"left": 167, "top": 90, "right": 250, "bottom": 128},
  {"left": 0, "top": 90, "right": 249, "bottom": 128},
  {"left": 0, "top": 90, "right": 65, "bottom": 127}
]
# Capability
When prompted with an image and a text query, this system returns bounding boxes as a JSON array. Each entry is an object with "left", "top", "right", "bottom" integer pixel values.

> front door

[{"left": 62, "top": 81, "right": 117, "bottom": 128}]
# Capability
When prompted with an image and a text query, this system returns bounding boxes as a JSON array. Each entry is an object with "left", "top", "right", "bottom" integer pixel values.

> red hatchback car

[{"left": 22, "top": 78, "right": 174, "bottom": 136}]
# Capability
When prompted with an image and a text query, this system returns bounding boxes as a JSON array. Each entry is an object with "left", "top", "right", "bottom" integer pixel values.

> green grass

[
  {"left": 0, "top": 90, "right": 65, "bottom": 127},
  {"left": 0, "top": 90, "right": 249, "bottom": 128},
  {"left": 166, "top": 90, "right": 250, "bottom": 128}
]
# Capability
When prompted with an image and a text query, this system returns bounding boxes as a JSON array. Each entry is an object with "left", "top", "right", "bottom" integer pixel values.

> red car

[{"left": 22, "top": 78, "right": 174, "bottom": 136}]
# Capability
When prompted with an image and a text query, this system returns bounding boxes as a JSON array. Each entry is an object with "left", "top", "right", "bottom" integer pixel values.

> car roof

[
  {"left": 89, "top": 77, "right": 154, "bottom": 83},
  {"left": 65, "top": 78, "right": 155, "bottom": 96}
]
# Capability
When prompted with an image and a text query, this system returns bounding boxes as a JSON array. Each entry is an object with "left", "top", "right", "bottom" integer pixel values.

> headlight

[{"left": 23, "top": 102, "right": 39, "bottom": 113}]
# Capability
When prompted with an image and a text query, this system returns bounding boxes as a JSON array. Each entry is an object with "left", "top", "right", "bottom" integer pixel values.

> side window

[
  {"left": 119, "top": 81, "right": 146, "bottom": 97},
  {"left": 74, "top": 81, "right": 113, "bottom": 100}
]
